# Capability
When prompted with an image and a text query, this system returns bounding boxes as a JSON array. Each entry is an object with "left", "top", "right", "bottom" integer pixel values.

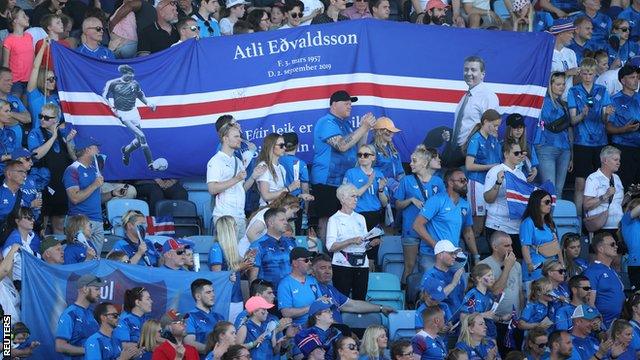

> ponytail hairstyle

[{"left": 462, "top": 109, "right": 501, "bottom": 153}]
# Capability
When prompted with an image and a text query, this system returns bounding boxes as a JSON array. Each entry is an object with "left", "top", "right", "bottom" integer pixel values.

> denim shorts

[{"left": 401, "top": 236, "right": 420, "bottom": 246}]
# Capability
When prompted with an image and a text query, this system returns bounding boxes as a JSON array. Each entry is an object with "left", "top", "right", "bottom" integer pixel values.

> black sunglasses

[
  {"left": 553, "top": 268, "right": 566, "bottom": 274},
  {"left": 105, "top": 312, "right": 120, "bottom": 318},
  {"left": 176, "top": 249, "right": 186, "bottom": 255},
  {"left": 357, "top": 152, "right": 374, "bottom": 158},
  {"left": 543, "top": 199, "right": 552, "bottom": 205},
  {"left": 88, "top": 26, "right": 104, "bottom": 32},
  {"left": 276, "top": 143, "right": 286, "bottom": 149},
  {"left": 290, "top": 12, "right": 302, "bottom": 18},
  {"left": 513, "top": 150, "right": 527, "bottom": 156},
  {"left": 534, "top": 342, "right": 547, "bottom": 349},
  {"left": 39, "top": 114, "right": 56, "bottom": 121},
  {"left": 579, "top": 286, "right": 592, "bottom": 291},
  {"left": 345, "top": 343, "right": 358, "bottom": 351},
  {"left": 617, "top": 27, "right": 630, "bottom": 32}
]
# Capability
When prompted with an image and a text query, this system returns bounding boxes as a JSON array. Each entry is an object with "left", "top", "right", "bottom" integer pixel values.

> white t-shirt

[
  {"left": 584, "top": 169, "right": 624, "bottom": 229},
  {"left": 484, "top": 163, "right": 526, "bottom": 234},
  {"left": 301, "top": 0, "right": 324, "bottom": 25},
  {"left": 326, "top": 210, "right": 369, "bottom": 268},
  {"left": 220, "top": 17, "right": 235, "bottom": 35},
  {"left": 551, "top": 47, "right": 578, "bottom": 101},
  {"left": 595, "top": 69, "right": 622, "bottom": 96},
  {"left": 256, "top": 161, "right": 287, "bottom": 207},
  {"left": 207, "top": 151, "right": 246, "bottom": 219},
  {"left": 238, "top": 207, "right": 268, "bottom": 256}
]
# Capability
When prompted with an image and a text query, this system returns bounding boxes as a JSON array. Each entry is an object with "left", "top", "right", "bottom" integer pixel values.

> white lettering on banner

[{"left": 234, "top": 31, "right": 358, "bottom": 60}]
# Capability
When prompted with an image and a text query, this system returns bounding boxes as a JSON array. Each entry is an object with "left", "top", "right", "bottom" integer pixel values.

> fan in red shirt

[{"left": 152, "top": 309, "right": 199, "bottom": 360}]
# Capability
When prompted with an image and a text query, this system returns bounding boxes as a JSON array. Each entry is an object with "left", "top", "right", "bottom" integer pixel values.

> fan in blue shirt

[
  {"left": 420, "top": 241, "right": 466, "bottom": 320},
  {"left": 63, "top": 215, "right": 97, "bottom": 264},
  {"left": 618, "top": 4, "right": 640, "bottom": 42},
  {"left": 113, "top": 287, "right": 153, "bottom": 347},
  {"left": 55, "top": 274, "right": 104, "bottom": 360},
  {"left": 249, "top": 209, "right": 297, "bottom": 286},
  {"left": 460, "top": 264, "right": 499, "bottom": 339},
  {"left": 553, "top": 275, "right": 592, "bottom": 332},
  {"left": 84, "top": 302, "right": 136, "bottom": 360},
  {"left": 567, "top": 70, "right": 612, "bottom": 148},
  {"left": 570, "top": 305, "right": 605, "bottom": 360},
  {"left": 519, "top": 278, "right": 555, "bottom": 337},
  {"left": 184, "top": 279, "right": 226, "bottom": 356},
  {"left": 112, "top": 210, "right": 160, "bottom": 266},
  {"left": 412, "top": 305, "right": 447, "bottom": 360},
  {"left": 455, "top": 313, "right": 499, "bottom": 360}
]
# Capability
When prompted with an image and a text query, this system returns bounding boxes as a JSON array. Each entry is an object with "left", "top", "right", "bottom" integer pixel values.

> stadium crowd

[{"left": 2, "top": 0, "right": 640, "bottom": 358}]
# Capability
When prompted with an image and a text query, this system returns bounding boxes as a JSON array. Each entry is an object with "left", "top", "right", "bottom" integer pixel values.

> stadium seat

[
  {"left": 377, "top": 235, "right": 402, "bottom": 265},
  {"left": 101, "top": 234, "right": 122, "bottom": 255},
  {"left": 381, "top": 254, "right": 404, "bottom": 282},
  {"left": 341, "top": 312, "right": 383, "bottom": 330},
  {"left": 295, "top": 236, "right": 308, "bottom": 249},
  {"left": 368, "top": 272, "right": 401, "bottom": 291},
  {"left": 107, "top": 199, "right": 150, "bottom": 237},
  {"left": 186, "top": 235, "right": 215, "bottom": 254},
  {"left": 389, "top": 310, "right": 417, "bottom": 340},
  {"left": 406, "top": 272, "right": 424, "bottom": 307},
  {"left": 155, "top": 200, "right": 203, "bottom": 238},
  {"left": 367, "top": 272, "right": 405, "bottom": 310},
  {"left": 553, "top": 200, "right": 581, "bottom": 240},
  {"left": 183, "top": 180, "right": 214, "bottom": 234}
]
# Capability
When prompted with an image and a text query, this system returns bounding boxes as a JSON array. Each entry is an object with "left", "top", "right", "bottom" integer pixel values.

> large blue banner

[
  {"left": 21, "top": 253, "right": 232, "bottom": 359},
  {"left": 52, "top": 20, "right": 553, "bottom": 180}
]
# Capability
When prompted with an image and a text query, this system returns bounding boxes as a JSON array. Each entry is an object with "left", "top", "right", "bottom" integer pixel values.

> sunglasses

[
  {"left": 357, "top": 152, "right": 374, "bottom": 158},
  {"left": 189, "top": 25, "right": 200, "bottom": 31},
  {"left": 276, "top": 143, "right": 286, "bottom": 149},
  {"left": 617, "top": 27, "right": 630, "bottom": 32},
  {"left": 39, "top": 114, "right": 56, "bottom": 121},
  {"left": 553, "top": 268, "right": 566, "bottom": 274},
  {"left": 513, "top": 150, "right": 527, "bottom": 156},
  {"left": 297, "top": 258, "right": 311, "bottom": 263},
  {"left": 176, "top": 250, "right": 186, "bottom": 255},
  {"left": 586, "top": 96, "right": 595, "bottom": 107},
  {"left": 579, "top": 286, "right": 592, "bottom": 291},
  {"left": 345, "top": 343, "right": 358, "bottom": 351},
  {"left": 290, "top": 12, "right": 302, "bottom": 18},
  {"left": 46, "top": 76, "right": 56, "bottom": 83},
  {"left": 400, "top": 352, "right": 414, "bottom": 356},
  {"left": 88, "top": 26, "right": 104, "bottom": 32},
  {"left": 533, "top": 342, "right": 547, "bottom": 349},
  {"left": 543, "top": 199, "right": 552, "bottom": 205}
]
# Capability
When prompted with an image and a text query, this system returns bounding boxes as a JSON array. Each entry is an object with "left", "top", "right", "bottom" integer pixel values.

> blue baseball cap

[
  {"left": 11, "top": 148, "right": 32, "bottom": 160},
  {"left": 308, "top": 299, "right": 335, "bottom": 317},
  {"left": 571, "top": 305, "right": 601, "bottom": 320},
  {"left": 75, "top": 136, "right": 100, "bottom": 151},
  {"left": 422, "top": 280, "right": 446, "bottom": 302}
]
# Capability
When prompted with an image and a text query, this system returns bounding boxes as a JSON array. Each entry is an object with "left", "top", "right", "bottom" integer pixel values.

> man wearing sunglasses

[
  {"left": 173, "top": 17, "right": 200, "bottom": 46},
  {"left": 160, "top": 238, "right": 187, "bottom": 270},
  {"left": 77, "top": 17, "right": 115, "bottom": 60},
  {"left": 85, "top": 302, "right": 142, "bottom": 360},
  {"left": 278, "top": 247, "right": 321, "bottom": 326},
  {"left": 192, "top": 0, "right": 221, "bottom": 37},
  {"left": 523, "top": 328, "right": 548, "bottom": 360},
  {"left": 554, "top": 275, "right": 595, "bottom": 332}
]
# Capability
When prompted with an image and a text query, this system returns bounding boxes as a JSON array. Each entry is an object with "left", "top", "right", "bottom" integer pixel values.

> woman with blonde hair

[
  {"left": 359, "top": 325, "right": 389, "bottom": 360},
  {"left": 138, "top": 319, "right": 164, "bottom": 360},
  {"left": 238, "top": 192, "right": 301, "bottom": 256},
  {"left": 371, "top": 116, "right": 404, "bottom": 185},
  {"left": 455, "top": 313, "right": 499, "bottom": 360},
  {"left": 111, "top": 209, "right": 160, "bottom": 266},
  {"left": 518, "top": 278, "right": 554, "bottom": 337},
  {"left": 210, "top": 215, "right": 254, "bottom": 322},
  {"left": 63, "top": 214, "right": 96, "bottom": 264},
  {"left": 256, "top": 133, "right": 300, "bottom": 206},
  {"left": 395, "top": 144, "right": 444, "bottom": 281}
]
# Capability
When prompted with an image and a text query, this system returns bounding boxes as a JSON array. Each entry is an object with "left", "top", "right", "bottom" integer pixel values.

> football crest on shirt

[
  {"left": 432, "top": 186, "right": 439, "bottom": 194},
  {"left": 595, "top": 94, "right": 602, "bottom": 101},
  {"left": 461, "top": 208, "right": 468, "bottom": 216},
  {"left": 603, "top": 273, "right": 608, "bottom": 278},
  {"left": 600, "top": 22, "right": 607, "bottom": 28}
]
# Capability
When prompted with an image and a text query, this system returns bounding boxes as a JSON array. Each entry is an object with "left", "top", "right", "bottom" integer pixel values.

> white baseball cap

[
  {"left": 226, "top": 0, "right": 250, "bottom": 8},
  {"left": 434, "top": 240, "right": 461, "bottom": 255}
]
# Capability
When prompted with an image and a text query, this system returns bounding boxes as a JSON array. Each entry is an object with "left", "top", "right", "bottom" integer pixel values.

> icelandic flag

[
  {"left": 505, "top": 172, "right": 556, "bottom": 219},
  {"left": 146, "top": 215, "right": 176, "bottom": 236},
  {"left": 504, "top": 304, "right": 519, "bottom": 350}
]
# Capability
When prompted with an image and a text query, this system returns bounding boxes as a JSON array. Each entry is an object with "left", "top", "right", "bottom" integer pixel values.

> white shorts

[
  {"left": 117, "top": 108, "right": 141, "bottom": 126},
  {"left": 468, "top": 179, "right": 486, "bottom": 216}
]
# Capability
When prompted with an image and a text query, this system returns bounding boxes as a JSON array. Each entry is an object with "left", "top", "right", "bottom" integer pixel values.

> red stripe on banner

[
  {"left": 506, "top": 192, "right": 529, "bottom": 202},
  {"left": 60, "top": 82, "right": 544, "bottom": 118}
]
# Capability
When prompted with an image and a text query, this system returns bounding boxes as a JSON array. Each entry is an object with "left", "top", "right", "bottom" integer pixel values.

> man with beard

[
  {"left": 548, "top": 331, "right": 576, "bottom": 360},
  {"left": 55, "top": 274, "right": 104, "bottom": 359},
  {"left": 85, "top": 302, "right": 141, "bottom": 360},
  {"left": 412, "top": 168, "right": 478, "bottom": 272},
  {"left": 422, "top": 0, "right": 449, "bottom": 25}
]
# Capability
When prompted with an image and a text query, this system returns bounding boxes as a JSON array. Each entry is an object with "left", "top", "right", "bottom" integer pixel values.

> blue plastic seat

[
  {"left": 381, "top": 255, "right": 404, "bottom": 282},
  {"left": 377, "top": 235, "right": 403, "bottom": 265},
  {"left": 389, "top": 310, "right": 417, "bottom": 340},
  {"left": 553, "top": 200, "right": 581, "bottom": 241},
  {"left": 185, "top": 235, "right": 215, "bottom": 254},
  {"left": 106, "top": 199, "right": 150, "bottom": 237},
  {"left": 341, "top": 312, "right": 383, "bottom": 330},
  {"left": 368, "top": 272, "right": 401, "bottom": 291}
]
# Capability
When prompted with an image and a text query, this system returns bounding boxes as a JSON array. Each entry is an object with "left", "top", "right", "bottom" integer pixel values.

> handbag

[
  {"left": 341, "top": 251, "right": 367, "bottom": 267},
  {"left": 584, "top": 176, "right": 615, "bottom": 233},
  {"left": 544, "top": 103, "right": 570, "bottom": 133}
]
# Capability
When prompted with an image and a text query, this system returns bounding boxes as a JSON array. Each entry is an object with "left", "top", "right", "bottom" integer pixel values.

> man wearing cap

[
  {"left": 310, "top": 90, "right": 376, "bottom": 240},
  {"left": 570, "top": 305, "right": 609, "bottom": 360},
  {"left": 607, "top": 64, "right": 640, "bottom": 187},
  {"left": 568, "top": 17, "right": 596, "bottom": 64},
  {"left": 248, "top": 208, "right": 296, "bottom": 285},
  {"left": 77, "top": 17, "right": 116, "bottom": 60},
  {"left": 55, "top": 274, "right": 103, "bottom": 359},
  {"left": 550, "top": 19, "right": 580, "bottom": 101},
  {"left": 479, "top": 230, "right": 523, "bottom": 353},
  {"left": 421, "top": 0, "right": 449, "bottom": 25},
  {"left": 40, "top": 234, "right": 64, "bottom": 264},
  {"left": 208, "top": 116, "right": 264, "bottom": 241},
  {"left": 0, "top": 160, "right": 27, "bottom": 224},
  {"left": 184, "top": 278, "right": 225, "bottom": 355},
  {"left": 137, "top": 0, "right": 179, "bottom": 56},
  {"left": 412, "top": 305, "right": 447, "bottom": 360},
  {"left": 444, "top": 56, "right": 499, "bottom": 167},
  {"left": 369, "top": 0, "right": 390, "bottom": 20},
  {"left": 85, "top": 302, "right": 141, "bottom": 360},
  {"left": 154, "top": 310, "right": 199, "bottom": 360},
  {"left": 310, "top": 253, "right": 395, "bottom": 325},
  {"left": 12, "top": 148, "right": 43, "bottom": 222},
  {"left": 160, "top": 238, "right": 187, "bottom": 270},
  {"left": 191, "top": 0, "right": 221, "bottom": 38},
  {"left": 413, "top": 168, "right": 477, "bottom": 272},
  {"left": 293, "top": 299, "right": 342, "bottom": 360},
  {"left": 63, "top": 136, "right": 105, "bottom": 254},
  {"left": 420, "top": 240, "right": 466, "bottom": 318},
  {"left": 554, "top": 275, "right": 594, "bottom": 332},
  {"left": 582, "top": 232, "right": 625, "bottom": 329},
  {"left": 278, "top": 247, "right": 322, "bottom": 326}
]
